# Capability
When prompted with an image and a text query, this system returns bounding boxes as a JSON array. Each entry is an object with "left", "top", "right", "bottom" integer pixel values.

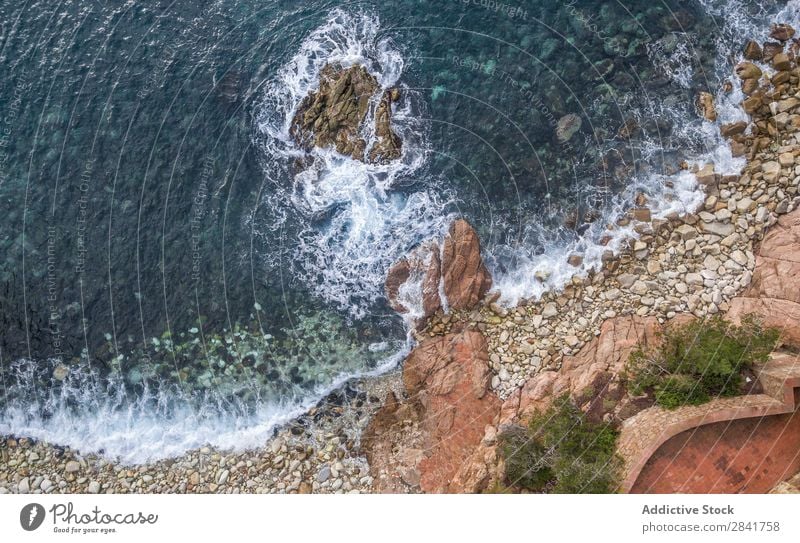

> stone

[
  {"left": 675, "top": 224, "right": 698, "bottom": 240},
  {"left": 731, "top": 250, "right": 748, "bottom": 266},
  {"left": 632, "top": 208, "right": 651, "bottom": 222},
  {"left": 556, "top": 113, "right": 582, "bottom": 142},
  {"left": 88, "top": 481, "right": 101, "bottom": 494},
  {"left": 567, "top": 254, "right": 583, "bottom": 267},
  {"left": 736, "top": 197, "right": 755, "bottom": 213},
  {"left": 630, "top": 280, "right": 648, "bottom": 295},
  {"left": 617, "top": 273, "right": 638, "bottom": 288},
  {"left": 52, "top": 365, "right": 69, "bottom": 381},
  {"left": 742, "top": 95, "right": 762, "bottom": 114},
  {"left": 743, "top": 40, "right": 762, "bottom": 60},
  {"left": 777, "top": 97, "right": 800, "bottom": 113},
  {"left": 720, "top": 121, "right": 747, "bottom": 138},
  {"left": 770, "top": 23, "right": 796, "bottom": 42},
  {"left": 686, "top": 273, "right": 703, "bottom": 286},
  {"left": 772, "top": 52, "right": 792, "bottom": 71},
  {"left": 703, "top": 254, "right": 721, "bottom": 270},
  {"left": 762, "top": 161, "right": 781, "bottom": 182},
  {"left": 695, "top": 163, "right": 717, "bottom": 185},
  {"left": 700, "top": 221, "right": 735, "bottom": 236},
  {"left": 697, "top": 92, "right": 716, "bottom": 121},
  {"left": 735, "top": 61, "right": 762, "bottom": 80},
  {"left": 65, "top": 460, "right": 80, "bottom": 473},
  {"left": 779, "top": 152, "right": 795, "bottom": 167},
  {"left": 217, "top": 469, "right": 229, "bottom": 485},
  {"left": 542, "top": 303, "right": 558, "bottom": 318},
  {"left": 762, "top": 41, "right": 784, "bottom": 61},
  {"left": 317, "top": 466, "right": 331, "bottom": 483}
]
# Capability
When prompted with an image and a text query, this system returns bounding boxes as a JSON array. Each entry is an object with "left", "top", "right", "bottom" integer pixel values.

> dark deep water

[{"left": 0, "top": 0, "right": 792, "bottom": 461}]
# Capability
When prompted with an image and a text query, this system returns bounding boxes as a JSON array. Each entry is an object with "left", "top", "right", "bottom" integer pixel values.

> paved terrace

[{"left": 618, "top": 352, "right": 800, "bottom": 493}]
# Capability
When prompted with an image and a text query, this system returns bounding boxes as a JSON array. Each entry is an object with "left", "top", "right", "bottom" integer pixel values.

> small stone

[
  {"left": 736, "top": 197, "right": 755, "bottom": 213},
  {"left": 735, "top": 61, "right": 762, "bottom": 80},
  {"left": 217, "top": 469, "right": 229, "bottom": 485},
  {"left": 317, "top": 466, "right": 331, "bottom": 483},
  {"left": 617, "top": 273, "right": 638, "bottom": 288},
  {"left": 675, "top": 224, "right": 698, "bottom": 240},
  {"left": 779, "top": 152, "right": 795, "bottom": 167},
  {"left": 567, "top": 254, "right": 583, "bottom": 267},
  {"left": 770, "top": 23, "right": 796, "bottom": 42},
  {"left": 88, "top": 481, "right": 101, "bottom": 494},
  {"left": 772, "top": 52, "right": 792, "bottom": 71},
  {"left": 65, "top": 460, "right": 81, "bottom": 473},
  {"left": 542, "top": 303, "right": 558, "bottom": 318},
  {"left": 731, "top": 250, "right": 748, "bottom": 266},
  {"left": 700, "top": 222, "right": 735, "bottom": 236},
  {"left": 743, "top": 40, "right": 762, "bottom": 60},
  {"left": 630, "top": 281, "right": 648, "bottom": 295}
]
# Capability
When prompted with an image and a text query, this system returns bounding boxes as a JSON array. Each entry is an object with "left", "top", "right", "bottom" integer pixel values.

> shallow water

[{"left": 0, "top": 0, "right": 794, "bottom": 462}]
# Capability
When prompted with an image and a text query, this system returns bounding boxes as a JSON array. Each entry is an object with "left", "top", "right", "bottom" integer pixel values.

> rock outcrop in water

[
  {"left": 384, "top": 240, "right": 442, "bottom": 318},
  {"left": 368, "top": 88, "right": 403, "bottom": 163},
  {"left": 441, "top": 219, "right": 494, "bottom": 310},
  {"left": 289, "top": 64, "right": 402, "bottom": 163},
  {"left": 385, "top": 219, "right": 492, "bottom": 323}
]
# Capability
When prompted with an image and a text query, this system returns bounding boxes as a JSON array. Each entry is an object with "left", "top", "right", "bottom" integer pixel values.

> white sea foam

[
  {"left": 0, "top": 346, "right": 409, "bottom": 464},
  {"left": 255, "top": 8, "right": 453, "bottom": 319},
  {"left": 4, "top": 1, "right": 798, "bottom": 464},
  {"left": 490, "top": 0, "right": 796, "bottom": 307}
]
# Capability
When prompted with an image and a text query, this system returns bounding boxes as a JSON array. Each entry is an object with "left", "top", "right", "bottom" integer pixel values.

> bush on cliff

[
  {"left": 625, "top": 315, "right": 779, "bottom": 409},
  {"left": 499, "top": 395, "right": 621, "bottom": 493}
]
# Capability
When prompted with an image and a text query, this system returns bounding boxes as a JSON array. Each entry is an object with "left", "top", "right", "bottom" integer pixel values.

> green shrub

[
  {"left": 625, "top": 315, "right": 779, "bottom": 409},
  {"left": 499, "top": 395, "right": 621, "bottom": 493}
]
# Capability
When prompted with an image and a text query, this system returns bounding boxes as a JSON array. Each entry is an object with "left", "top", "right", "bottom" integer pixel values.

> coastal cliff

[{"left": 360, "top": 21, "right": 800, "bottom": 493}]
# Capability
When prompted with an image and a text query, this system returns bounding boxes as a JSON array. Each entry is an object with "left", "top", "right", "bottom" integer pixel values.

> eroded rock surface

[
  {"left": 362, "top": 329, "right": 501, "bottom": 493},
  {"left": 728, "top": 208, "right": 800, "bottom": 346},
  {"left": 385, "top": 219, "right": 492, "bottom": 323},
  {"left": 289, "top": 64, "right": 402, "bottom": 163}
]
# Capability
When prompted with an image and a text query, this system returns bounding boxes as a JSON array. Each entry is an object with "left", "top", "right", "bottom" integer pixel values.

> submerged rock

[
  {"left": 556, "top": 113, "right": 582, "bottom": 143},
  {"left": 696, "top": 91, "right": 717, "bottom": 121},
  {"left": 289, "top": 63, "right": 402, "bottom": 163}
]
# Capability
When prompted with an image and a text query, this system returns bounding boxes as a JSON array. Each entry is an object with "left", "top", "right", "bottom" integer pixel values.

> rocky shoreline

[
  {"left": 0, "top": 372, "right": 402, "bottom": 494},
  {"left": 4, "top": 23, "right": 800, "bottom": 494}
]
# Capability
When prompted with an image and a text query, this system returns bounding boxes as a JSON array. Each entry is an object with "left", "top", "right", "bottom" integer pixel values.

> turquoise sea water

[{"left": 0, "top": 0, "right": 793, "bottom": 461}]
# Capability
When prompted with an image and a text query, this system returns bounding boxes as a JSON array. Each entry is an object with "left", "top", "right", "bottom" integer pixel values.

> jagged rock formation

[
  {"left": 289, "top": 64, "right": 402, "bottom": 163},
  {"left": 362, "top": 329, "right": 501, "bottom": 493},
  {"left": 368, "top": 88, "right": 402, "bottom": 163},
  {"left": 385, "top": 219, "right": 492, "bottom": 323}
]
